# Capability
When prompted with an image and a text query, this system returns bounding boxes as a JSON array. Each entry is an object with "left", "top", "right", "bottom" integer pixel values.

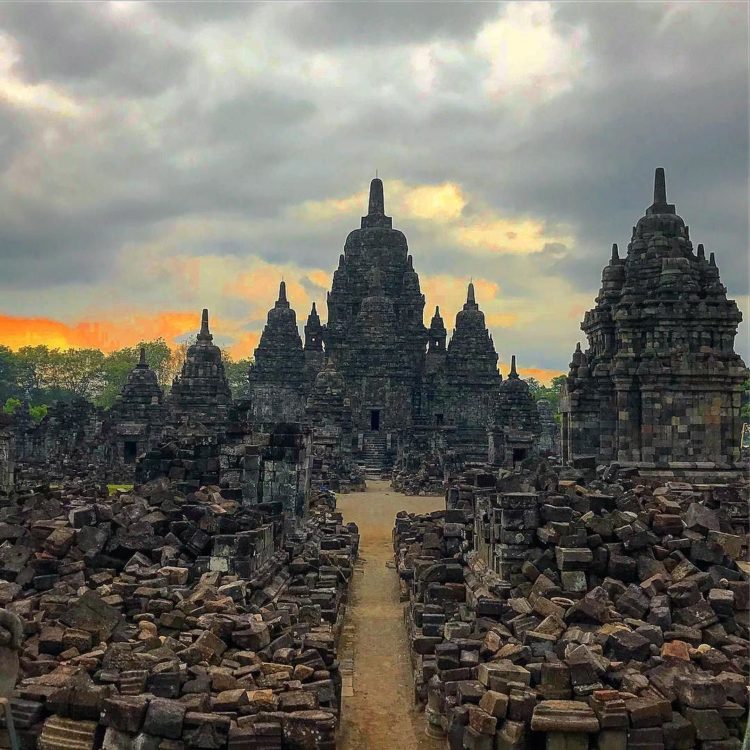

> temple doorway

[
  {"left": 124, "top": 441, "right": 138, "bottom": 464},
  {"left": 370, "top": 409, "right": 381, "bottom": 431}
]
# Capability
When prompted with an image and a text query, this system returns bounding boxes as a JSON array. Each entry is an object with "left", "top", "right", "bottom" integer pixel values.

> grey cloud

[
  {"left": 0, "top": 3, "right": 192, "bottom": 96},
  {"left": 0, "top": 1, "right": 746, "bottom": 368},
  {"left": 150, "top": 1, "right": 260, "bottom": 26},
  {"left": 276, "top": 1, "right": 503, "bottom": 48}
]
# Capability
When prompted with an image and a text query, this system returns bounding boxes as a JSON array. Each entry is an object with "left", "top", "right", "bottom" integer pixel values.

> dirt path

[{"left": 336, "top": 480, "right": 445, "bottom": 750}]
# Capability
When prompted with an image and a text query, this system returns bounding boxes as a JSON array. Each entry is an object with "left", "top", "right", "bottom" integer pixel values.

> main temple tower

[{"left": 325, "top": 178, "right": 428, "bottom": 440}]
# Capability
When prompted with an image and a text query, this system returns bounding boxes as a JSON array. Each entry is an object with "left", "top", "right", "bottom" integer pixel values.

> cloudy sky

[{"left": 0, "top": 1, "right": 747, "bottom": 383}]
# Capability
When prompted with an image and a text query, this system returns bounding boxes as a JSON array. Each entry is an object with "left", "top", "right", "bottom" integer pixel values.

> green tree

[
  {"left": 222, "top": 351, "right": 253, "bottom": 396},
  {"left": 0, "top": 345, "right": 20, "bottom": 402},
  {"left": 58, "top": 348, "right": 106, "bottom": 399},
  {"left": 525, "top": 373, "right": 567, "bottom": 425},
  {"left": 2, "top": 397, "right": 21, "bottom": 415},
  {"left": 3, "top": 397, "right": 47, "bottom": 423},
  {"left": 525, "top": 377, "right": 542, "bottom": 396},
  {"left": 14, "top": 345, "right": 65, "bottom": 397},
  {"left": 30, "top": 403, "right": 48, "bottom": 422}
]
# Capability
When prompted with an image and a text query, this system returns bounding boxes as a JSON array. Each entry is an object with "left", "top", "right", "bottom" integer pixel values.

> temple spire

[
  {"left": 467, "top": 281, "right": 475, "bottom": 305},
  {"left": 361, "top": 176, "right": 392, "bottom": 228},
  {"left": 654, "top": 167, "right": 667, "bottom": 205},
  {"left": 697, "top": 243, "right": 705, "bottom": 260},
  {"left": 611, "top": 243, "right": 619, "bottom": 261},
  {"left": 646, "top": 166, "right": 676, "bottom": 215},
  {"left": 138, "top": 346, "right": 147, "bottom": 368},
  {"left": 368, "top": 177, "right": 384, "bottom": 215},
  {"left": 198, "top": 308, "right": 212, "bottom": 341},
  {"left": 509, "top": 354, "right": 518, "bottom": 379},
  {"left": 279, "top": 280, "right": 287, "bottom": 303}
]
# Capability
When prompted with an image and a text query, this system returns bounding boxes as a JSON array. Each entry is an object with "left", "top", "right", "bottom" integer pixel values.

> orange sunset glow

[{"left": 0, "top": 312, "right": 212, "bottom": 353}]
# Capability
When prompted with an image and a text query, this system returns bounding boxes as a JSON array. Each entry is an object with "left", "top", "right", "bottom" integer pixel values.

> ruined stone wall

[
  {"left": 0, "top": 413, "right": 16, "bottom": 493},
  {"left": 259, "top": 423, "right": 312, "bottom": 520},
  {"left": 136, "top": 422, "right": 313, "bottom": 520},
  {"left": 249, "top": 383, "right": 305, "bottom": 426}
]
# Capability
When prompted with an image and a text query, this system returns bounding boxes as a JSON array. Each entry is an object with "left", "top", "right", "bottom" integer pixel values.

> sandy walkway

[{"left": 336, "top": 480, "right": 444, "bottom": 750}]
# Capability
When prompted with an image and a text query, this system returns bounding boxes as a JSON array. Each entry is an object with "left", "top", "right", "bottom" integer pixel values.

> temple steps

[{"left": 360, "top": 432, "right": 389, "bottom": 479}]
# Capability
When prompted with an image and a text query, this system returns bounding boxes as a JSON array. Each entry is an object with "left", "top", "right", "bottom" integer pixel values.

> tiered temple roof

[
  {"left": 561, "top": 168, "right": 747, "bottom": 470},
  {"left": 168, "top": 309, "right": 233, "bottom": 427},
  {"left": 428, "top": 306, "right": 447, "bottom": 353},
  {"left": 325, "top": 178, "right": 428, "bottom": 376},
  {"left": 250, "top": 281, "right": 305, "bottom": 389},
  {"left": 446, "top": 282, "right": 502, "bottom": 387},
  {"left": 494, "top": 356, "right": 540, "bottom": 435},
  {"left": 113, "top": 347, "right": 164, "bottom": 415}
]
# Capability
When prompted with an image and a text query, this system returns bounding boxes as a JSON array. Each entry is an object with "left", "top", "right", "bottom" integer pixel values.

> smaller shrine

[
  {"left": 106, "top": 347, "right": 166, "bottom": 473},
  {"left": 489, "top": 356, "right": 542, "bottom": 468},
  {"left": 167, "top": 309, "right": 233, "bottom": 429}
]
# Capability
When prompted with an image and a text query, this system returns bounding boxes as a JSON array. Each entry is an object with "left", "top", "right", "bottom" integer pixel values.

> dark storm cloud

[
  {"left": 0, "top": 1, "right": 746, "bottom": 366},
  {"left": 0, "top": 3, "right": 192, "bottom": 96}
]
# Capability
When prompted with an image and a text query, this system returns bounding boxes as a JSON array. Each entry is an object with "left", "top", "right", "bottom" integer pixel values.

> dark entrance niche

[
  {"left": 435, "top": 413, "right": 444, "bottom": 426},
  {"left": 370, "top": 409, "right": 381, "bottom": 431},
  {"left": 512, "top": 448, "right": 526, "bottom": 463},
  {"left": 124, "top": 441, "right": 138, "bottom": 464}
]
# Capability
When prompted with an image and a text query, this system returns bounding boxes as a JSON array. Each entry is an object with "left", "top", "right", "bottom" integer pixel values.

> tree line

[
  {"left": 525, "top": 375, "right": 566, "bottom": 417},
  {"left": 0, "top": 340, "right": 252, "bottom": 420}
]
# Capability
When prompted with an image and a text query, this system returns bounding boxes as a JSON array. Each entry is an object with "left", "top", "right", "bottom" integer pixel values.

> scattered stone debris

[
  {"left": 391, "top": 449, "right": 445, "bottom": 497},
  {"left": 0, "top": 476, "right": 358, "bottom": 749},
  {"left": 394, "top": 460, "right": 749, "bottom": 749}
]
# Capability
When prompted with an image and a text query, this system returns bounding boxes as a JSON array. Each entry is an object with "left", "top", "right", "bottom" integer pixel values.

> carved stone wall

[{"left": 560, "top": 169, "right": 747, "bottom": 475}]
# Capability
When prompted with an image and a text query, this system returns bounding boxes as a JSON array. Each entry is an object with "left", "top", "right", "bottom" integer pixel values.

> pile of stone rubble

[
  {"left": 394, "top": 465, "right": 749, "bottom": 750},
  {"left": 0, "top": 477, "right": 358, "bottom": 749},
  {"left": 391, "top": 449, "right": 449, "bottom": 497}
]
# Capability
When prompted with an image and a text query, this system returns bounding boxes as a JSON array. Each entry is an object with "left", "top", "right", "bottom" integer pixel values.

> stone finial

[
  {"left": 646, "top": 167, "right": 676, "bottom": 215},
  {"left": 697, "top": 243, "right": 705, "bottom": 260},
  {"left": 198, "top": 308, "right": 213, "bottom": 341},
  {"left": 279, "top": 280, "right": 287, "bottom": 303},
  {"left": 709, "top": 252, "right": 717, "bottom": 267},
  {"left": 368, "top": 177, "right": 385, "bottom": 215},
  {"left": 312, "top": 301, "right": 317, "bottom": 313},
  {"left": 509, "top": 354, "right": 519, "bottom": 379},
  {"left": 361, "top": 177, "right": 392, "bottom": 228},
  {"left": 467, "top": 281, "right": 476, "bottom": 305},
  {"left": 611, "top": 243, "right": 619, "bottom": 261},
  {"left": 138, "top": 346, "right": 147, "bottom": 368},
  {"left": 654, "top": 167, "right": 667, "bottom": 204}
]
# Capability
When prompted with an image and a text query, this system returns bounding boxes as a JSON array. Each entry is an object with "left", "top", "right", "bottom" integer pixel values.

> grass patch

[{"left": 107, "top": 484, "right": 134, "bottom": 496}]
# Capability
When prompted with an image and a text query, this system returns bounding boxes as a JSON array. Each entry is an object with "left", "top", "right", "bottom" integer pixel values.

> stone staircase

[{"left": 361, "top": 432, "right": 389, "bottom": 478}]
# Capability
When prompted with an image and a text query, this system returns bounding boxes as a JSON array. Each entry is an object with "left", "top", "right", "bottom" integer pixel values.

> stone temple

[
  {"left": 560, "top": 168, "right": 747, "bottom": 477},
  {"left": 248, "top": 178, "right": 523, "bottom": 474}
]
